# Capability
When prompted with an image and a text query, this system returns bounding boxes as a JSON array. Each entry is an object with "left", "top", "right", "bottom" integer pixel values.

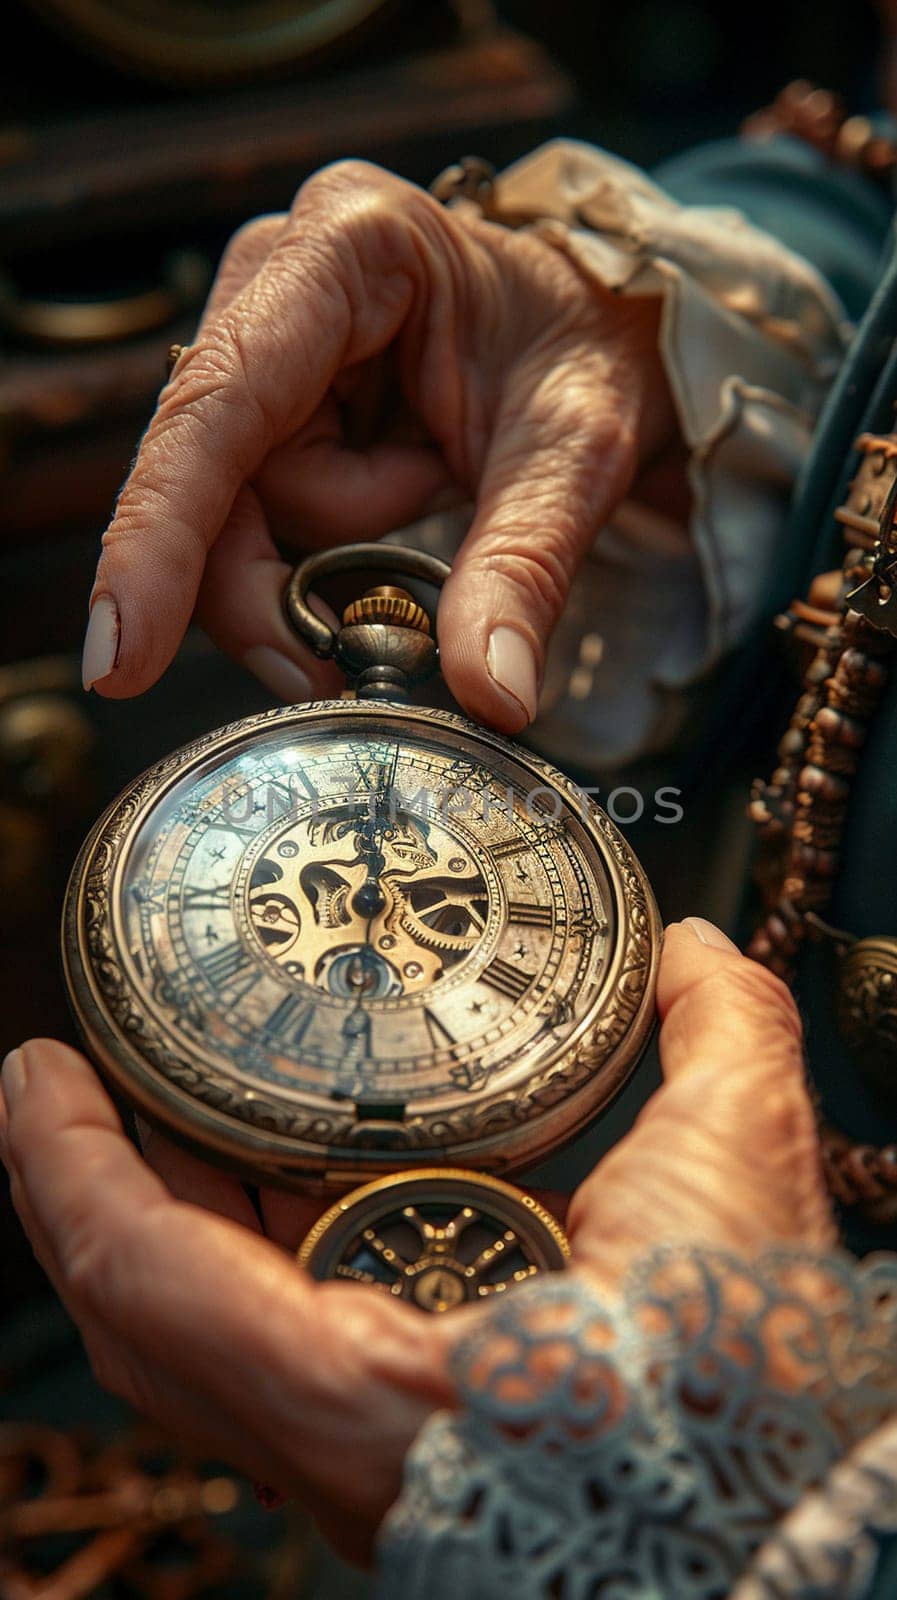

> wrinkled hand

[
  {"left": 81, "top": 161, "right": 675, "bottom": 730},
  {"left": 0, "top": 922, "right": 833, "bottom": 1565},
  {"left": 566, "top": 919, "right": 834, "bottom": 1289}
]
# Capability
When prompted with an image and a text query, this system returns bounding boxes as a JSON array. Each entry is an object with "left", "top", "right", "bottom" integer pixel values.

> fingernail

[
  {"left": 2, "top": 1048, "right": 27, "bottom": 1107},
  {"left": 486, "top": 626, "right": 538, "bottom": 724},
  {"left": 682, "top": 916, "right": 738, "bottom": 952},
  {"left": 243, "top": 646, "right": 313, "bottom": 705},
  {"left": 82, "top": 594, "right": 121, "bottom": 691}
]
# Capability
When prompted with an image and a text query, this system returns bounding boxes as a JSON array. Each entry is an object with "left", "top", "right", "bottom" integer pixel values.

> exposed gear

[{"left": 393, "top": 874, "right": 489, "bottom": 956}]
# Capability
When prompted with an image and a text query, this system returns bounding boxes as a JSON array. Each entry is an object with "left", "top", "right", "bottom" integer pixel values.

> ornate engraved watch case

[{"left": 63, "top": 546, "right": 660, "bottom": 1192}]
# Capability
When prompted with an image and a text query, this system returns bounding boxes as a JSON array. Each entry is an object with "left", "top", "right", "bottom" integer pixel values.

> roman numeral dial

[
  {"left": 200, "top": 939, "right": 254, "bottom": 989},
  {"left": 507, "top": 901, "right": 553, "bottom": 928},
  {"left": 491, "top": 835, "right": 531, "bottom": 861},
  {"left": 265, "top": 994, "right": 316, "bottom": 1050},
  {"left": 480, "top": 956, "right": 533, "bottom": 1001},
  {"left": 181, "top": 883, "right": 232, "bottom": 912},
  {"left": 104, "top": 704, "right": 634, "bottom": 1197}
]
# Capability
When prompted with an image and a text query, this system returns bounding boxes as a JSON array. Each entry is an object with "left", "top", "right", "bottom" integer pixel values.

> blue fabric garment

[
  {"left": 658, "top": 134, "right": 897, "bottom": 611},
  {"left": 655, "top": 134, "right": 892, "bottom": 322}
]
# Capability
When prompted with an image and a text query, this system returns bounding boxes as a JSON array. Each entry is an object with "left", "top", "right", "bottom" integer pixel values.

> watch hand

[
  {"left": 351, "top": 744, "right": 399, "bottom": 919},
  {"left": 351, "top": 876, "right": 386, "bottom": 919}
]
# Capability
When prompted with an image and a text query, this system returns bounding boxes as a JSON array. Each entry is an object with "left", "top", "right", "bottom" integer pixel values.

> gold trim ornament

[
  {"left": 837, "top": 935, "right": 897, "bottom": 1103},
  {"left": 297, "top": 1168, "right": 570, "bottom": 1310},
  {"left": 63, "top": 545, "right": 659, "bottom": 1192}
]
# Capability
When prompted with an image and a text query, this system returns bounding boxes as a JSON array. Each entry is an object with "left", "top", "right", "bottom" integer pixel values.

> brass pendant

[
  {"left": 838, "top": 935, "right": 897, "bottom": 1103},
  {"left": 62, "top": 545, "right": 659, "bottom": 1190},
  {"left": 297, "top": 1168, "right": 570, "bottom": 1310},
  {"left": 845, "top": 462, "right": 897, "bottom": 639}
]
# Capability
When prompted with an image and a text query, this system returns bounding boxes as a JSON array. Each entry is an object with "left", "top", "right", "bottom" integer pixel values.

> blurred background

[{"left": 0, "top": 0, "right": 887, "bottom": 1592}]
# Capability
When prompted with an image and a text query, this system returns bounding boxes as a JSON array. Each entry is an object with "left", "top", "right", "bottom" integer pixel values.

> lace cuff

[
  {"left": 375, "top": 1247, "right": 897, "bottom": 1600},
  {"left": 463, "top": 140, "right": 852, "bottom": 766},
  {"left": 735, "top": 1413, "right": 897, "bottom": 1598}
]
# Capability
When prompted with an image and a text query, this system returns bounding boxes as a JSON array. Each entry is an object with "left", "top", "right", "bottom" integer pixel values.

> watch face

[
  {"left": 298, "top": 1169, "right": 570, "bottom": 1311},
  {"left": 64, "top": 701, "right": 659, "bottom": 1185}
]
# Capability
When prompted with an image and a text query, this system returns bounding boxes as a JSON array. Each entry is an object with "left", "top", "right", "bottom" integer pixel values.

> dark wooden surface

[
  {"left": 0, "top": 30, "right": 572, "bottom": 568},
  {"left": 0, "top": 33, "right": 569, "bottom": 250}
]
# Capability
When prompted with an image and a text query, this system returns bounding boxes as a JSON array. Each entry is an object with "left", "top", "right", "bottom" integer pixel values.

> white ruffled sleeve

[{"left": 481, "top": 139, "right": 852, "bottom": 768}]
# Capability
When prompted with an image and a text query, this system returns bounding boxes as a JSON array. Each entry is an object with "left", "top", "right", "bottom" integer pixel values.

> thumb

[
  {"left": 436, "top": 305, "right": 666, "bottom": 734},
  {"left": 568, "top": 920, "right": 835, "bottom": 1289}
]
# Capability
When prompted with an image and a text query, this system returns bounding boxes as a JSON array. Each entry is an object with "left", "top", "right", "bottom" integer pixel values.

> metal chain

[
  {"left": 748, "top": 430, "right": 897, "bottom": 1212},
  {"left": 741, "top": 79, "right": 897, "bottom": 186}
]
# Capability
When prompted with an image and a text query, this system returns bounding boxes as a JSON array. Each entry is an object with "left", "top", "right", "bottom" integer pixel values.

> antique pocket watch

[{"left": 63, "top": 545, "right": 660, "bottom": 1201}]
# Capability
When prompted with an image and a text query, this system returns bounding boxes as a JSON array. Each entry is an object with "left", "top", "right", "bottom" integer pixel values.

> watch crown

[{"left": 342, "top": 586, "right": 431, "bottom": 635}]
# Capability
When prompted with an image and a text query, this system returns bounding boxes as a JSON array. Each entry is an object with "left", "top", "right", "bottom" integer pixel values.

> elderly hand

[
  {"left": 0, "top": 921, "right": 832, "bottom": 1566},
  {"left": 80, "top": 161, "right": 676, "bottom": 731}
]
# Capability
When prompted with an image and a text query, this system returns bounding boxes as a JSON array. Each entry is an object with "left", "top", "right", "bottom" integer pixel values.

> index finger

[
  {"left": 86, "top": 254, "right": 353, "bottom": 699},
  {"left": 85, "top": 160, "right": 447, "bottom": 702}
]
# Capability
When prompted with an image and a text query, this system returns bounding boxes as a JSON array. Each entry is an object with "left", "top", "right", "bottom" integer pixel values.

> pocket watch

[
  {"left": 297, "top": 1169, "right": 570, "bottom": 1311},
  {"left": 63, "top": 544, "right": 660, "bottom": 1192}
]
